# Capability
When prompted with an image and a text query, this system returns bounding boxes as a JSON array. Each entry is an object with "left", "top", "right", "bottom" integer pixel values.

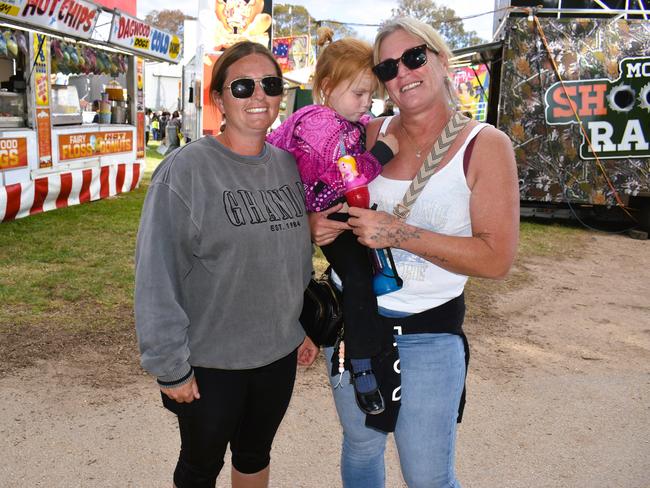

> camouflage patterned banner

[{"left": 499, "top": 18, "right": 650, "bottom": 206}]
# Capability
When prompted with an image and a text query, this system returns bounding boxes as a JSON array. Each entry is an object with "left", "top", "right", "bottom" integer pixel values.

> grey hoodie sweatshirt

[{"left": 135, "top": 136, "right": 312, "bottom": 386}]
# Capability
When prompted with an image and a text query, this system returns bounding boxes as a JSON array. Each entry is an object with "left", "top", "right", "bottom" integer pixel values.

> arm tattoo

[
  {"left": 369, "top": 218, "right": 422, "bottom": 247},
  {"left": 421, "top": 252, "right": 449, "bottom": 264},
  {"left": 368, "top": 218, "right": 449, "bottom": 265}
]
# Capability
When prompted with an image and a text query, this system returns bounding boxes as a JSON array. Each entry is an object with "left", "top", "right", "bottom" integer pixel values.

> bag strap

[{"left": 393, "top": 112, "right": 470, "bottom": 220}]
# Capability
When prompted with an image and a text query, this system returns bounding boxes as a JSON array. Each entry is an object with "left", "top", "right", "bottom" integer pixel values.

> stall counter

[{"left": 1, "top": 123, "right": 143, "bottom": 221}]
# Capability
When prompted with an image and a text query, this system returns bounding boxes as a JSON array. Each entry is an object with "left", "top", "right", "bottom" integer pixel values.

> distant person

[
  {"left": 134, "top": 41, "right": 317, "bottom": 488},
  {"left": 165, "top": 111, "right": 183, "bottom": 155},
  {"left": 378, "top": 99, "right": 394, "bottom": 117},
  {"left": 151, "top": 115, "right": 160, "bottom": 141},
  {"left": 159, "top": 112, "right": 170, "bottom": 144},
  {"left": 91, "top": 100, "right": 100, "bottom": 123},
  {"left": 145, "top": 108, "right": 152, "bottom": 146}
]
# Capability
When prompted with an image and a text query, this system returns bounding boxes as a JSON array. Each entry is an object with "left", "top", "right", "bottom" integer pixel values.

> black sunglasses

[
  {"left": 372, "top": 44, "right": 435, "bottom": 82},
  {"left": 224, "top": 76, "right": 284, "bottom": 99}
]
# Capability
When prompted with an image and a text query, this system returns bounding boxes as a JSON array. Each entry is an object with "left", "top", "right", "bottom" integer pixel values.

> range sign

[{"left": 545, "top": 57, "right": 650, "bottom": 160}]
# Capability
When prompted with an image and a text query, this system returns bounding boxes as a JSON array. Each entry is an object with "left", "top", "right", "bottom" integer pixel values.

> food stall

[{"left": 0, "top": 1, "right": 182, "bottom": 222}]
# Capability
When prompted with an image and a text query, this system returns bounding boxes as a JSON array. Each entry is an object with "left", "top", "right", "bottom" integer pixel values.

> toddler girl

[{"left": 268, "top": 33, "right": 398, "bottom": 416}]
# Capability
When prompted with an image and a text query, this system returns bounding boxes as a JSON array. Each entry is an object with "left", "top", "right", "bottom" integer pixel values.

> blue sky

[{"left": 137, "top": 0, "right": 497, "bottom": 43}]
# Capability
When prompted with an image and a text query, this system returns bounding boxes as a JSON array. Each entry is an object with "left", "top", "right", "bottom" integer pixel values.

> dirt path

[{"left": 1, "top": 232, "right": 648, "bottom": 487}]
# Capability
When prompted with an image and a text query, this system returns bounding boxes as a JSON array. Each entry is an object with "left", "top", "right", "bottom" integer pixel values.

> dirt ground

[{"left": 1, "top": 232, "right": 648, "bottom": 488}]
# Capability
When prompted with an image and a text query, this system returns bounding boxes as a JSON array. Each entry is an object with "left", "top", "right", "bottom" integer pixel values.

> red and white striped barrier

[{"left": 0, "top": 162, "right": 143, "bottom": 222}]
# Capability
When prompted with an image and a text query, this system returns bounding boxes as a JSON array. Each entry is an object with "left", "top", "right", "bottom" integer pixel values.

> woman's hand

[
  {"left": 161, "top": 376, "right": 200, "bottom": 403},
  {"left": 308, "top": 204, "right": 350, "bottom": 246},
  {"left": 348, "top": 207, "right": 409, "bottom": 249},
  {"left": 297, "top": 336, "right": 319, "bottom": 366}
]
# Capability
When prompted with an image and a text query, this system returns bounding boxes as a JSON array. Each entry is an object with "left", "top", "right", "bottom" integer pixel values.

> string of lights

[{"left": 316, "top": 6, "right": 510, "bottom": 28}]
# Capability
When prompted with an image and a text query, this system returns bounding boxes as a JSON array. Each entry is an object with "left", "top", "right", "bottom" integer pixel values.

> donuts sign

[
  {"left": 545, "top": 56, "right": 650, "bottom": 160},
  {"left": 58, "top": 131, "right": 133, "bottom": 161}
]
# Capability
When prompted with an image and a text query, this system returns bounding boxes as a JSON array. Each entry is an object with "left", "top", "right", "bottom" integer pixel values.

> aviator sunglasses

[
  {"left": 224, "top": 76, "right": 284, "bottom": 99},
  {"left": 372, "top": 44, "right": 436, "bottom": 82}
]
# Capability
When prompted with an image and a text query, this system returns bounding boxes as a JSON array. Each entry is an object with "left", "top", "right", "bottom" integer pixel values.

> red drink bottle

[
  {"left": 337, "top": 154, "right": 369, "bottom": 208},
  {"left": 336, "top": 153, "right": 402, "bottom": 296}
]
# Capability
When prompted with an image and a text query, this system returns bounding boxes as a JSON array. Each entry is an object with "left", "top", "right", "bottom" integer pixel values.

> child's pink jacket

[{"left": 267, "top": 105, "right": 382, "bottom": 211}]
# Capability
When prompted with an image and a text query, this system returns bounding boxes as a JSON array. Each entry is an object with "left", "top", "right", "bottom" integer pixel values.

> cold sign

[{"left": 151, "top": 30, "right": 170, "bottom": 56}]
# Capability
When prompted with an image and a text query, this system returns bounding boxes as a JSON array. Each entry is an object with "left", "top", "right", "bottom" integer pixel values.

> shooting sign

[
  {"left": 109, "top": 12, "right": 181, "bottom": 63},
  {"left": 545, "top": 56, "right": 650, "bottom": 160},
  {"left": 58, "top": 131, "right": 133, "bottom": 161},
  {"left": 0, "top": 0, "right": 100, "bottom": 40},
  {"left": 0, "top": 137, "right": 28, "bottom": 171}
]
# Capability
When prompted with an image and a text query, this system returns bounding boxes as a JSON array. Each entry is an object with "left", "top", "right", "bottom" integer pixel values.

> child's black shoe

[{"left": 352, "top": 370, "right": 385, "bottom": 415}]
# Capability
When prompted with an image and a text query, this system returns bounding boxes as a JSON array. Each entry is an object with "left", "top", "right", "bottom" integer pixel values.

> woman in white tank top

[{"left": 308, "top": 17, "right": 519, "bottom": 488}]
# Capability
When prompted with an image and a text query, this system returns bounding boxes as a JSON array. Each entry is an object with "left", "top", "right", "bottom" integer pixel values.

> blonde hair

[
  {"left": 316, "top": 26, "right": 334, "bottom": 49},
  {"left": 312, "top": 37, "right": 377, "bottom": 105},
  {"left": 373, "top": 17, "right": 458, "bottom": 105}
]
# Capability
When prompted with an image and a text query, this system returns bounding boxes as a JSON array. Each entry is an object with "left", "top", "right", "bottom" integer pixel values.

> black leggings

[
  {"left": 320, "top": 228, "right": 383, "bottom": 359},
  {"left": 161, "top": 349, "right": 297, "bottom": 488}
]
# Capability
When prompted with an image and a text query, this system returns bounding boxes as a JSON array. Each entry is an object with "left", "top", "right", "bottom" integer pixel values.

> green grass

[
  {"left": 0, "top": 146, "right": 588, "bottom": 374},
  {"left": 0, "top": 144, "right": 163, "bottom": 330},
  {"left": 518, "top": 219, "right": 588, "bottom": 258}
]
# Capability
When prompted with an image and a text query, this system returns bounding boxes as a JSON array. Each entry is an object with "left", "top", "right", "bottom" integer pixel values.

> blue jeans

[{"left": 326, "top": 332, "right": 465, "bottom": 488}]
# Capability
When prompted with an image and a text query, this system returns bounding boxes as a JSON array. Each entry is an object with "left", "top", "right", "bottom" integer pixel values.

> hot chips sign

[
  {"left": 58, "top": 131, "right": 133, "bottom": 161},
  {"left": 0, "top": 0, "right": 100, "bottom": 40}
]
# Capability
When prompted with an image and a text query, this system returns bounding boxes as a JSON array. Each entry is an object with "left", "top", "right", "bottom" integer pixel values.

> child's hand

[{"left": 378, "top": 133, "right": 399, "bottom": 156}]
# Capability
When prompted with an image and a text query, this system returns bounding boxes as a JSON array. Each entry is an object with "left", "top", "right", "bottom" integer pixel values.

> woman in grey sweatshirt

[{"left": 135, "top": 41, "right": 316, "bottom": 488}]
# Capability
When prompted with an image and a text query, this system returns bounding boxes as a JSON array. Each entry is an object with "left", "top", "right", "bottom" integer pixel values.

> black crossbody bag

[{"left": 299, "top": 271, "right": 342, "bottom": 347}]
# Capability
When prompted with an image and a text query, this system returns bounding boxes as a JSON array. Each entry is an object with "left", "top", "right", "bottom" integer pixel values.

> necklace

[{"left": 400, "top": 123, "right": 428, "bottom": 159}]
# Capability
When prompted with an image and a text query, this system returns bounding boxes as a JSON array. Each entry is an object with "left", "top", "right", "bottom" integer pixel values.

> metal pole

[{"left": 289, "top": 6, "right": 293, "bottom": 37}]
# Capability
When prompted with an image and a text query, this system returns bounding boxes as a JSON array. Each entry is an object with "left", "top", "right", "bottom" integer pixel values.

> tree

[
  {"left": 389, "top": 0, "right": 484, "bottom": 49},
  {"left": 144, "top": 10, "right": 193, "bottom": 37},
  {"left": 272, "top": 4, "right": 356, "bottom": 41}
]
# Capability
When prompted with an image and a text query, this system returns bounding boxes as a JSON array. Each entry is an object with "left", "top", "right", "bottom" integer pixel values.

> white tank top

[{"left": 371, "top": 117, "right": 488, "bottom": 313}]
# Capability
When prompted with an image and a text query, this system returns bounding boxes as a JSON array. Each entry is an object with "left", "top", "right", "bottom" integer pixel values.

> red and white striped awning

[{"left": 1, "top": 162, "right": 143, "bottom": 222}]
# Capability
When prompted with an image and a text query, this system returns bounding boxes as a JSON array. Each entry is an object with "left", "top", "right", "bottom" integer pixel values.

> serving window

[
  {"left": 49, "top": 39, "right": 130, "bottom": 126},
  {"left": 0, "top": 28, "right": 28, "bottom": 129}
]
